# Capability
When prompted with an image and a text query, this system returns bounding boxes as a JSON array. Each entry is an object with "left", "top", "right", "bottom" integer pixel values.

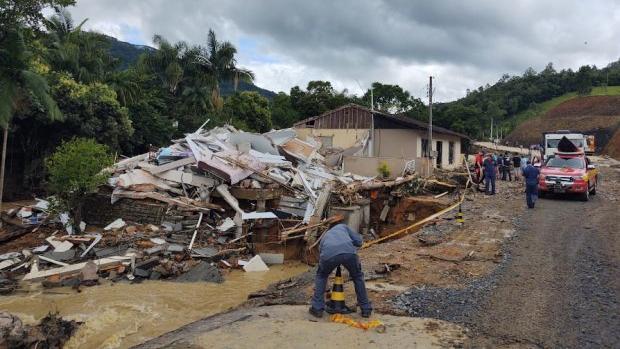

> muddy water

[{"left": 0, "top": 263, "right": 308, "bottom": 349}]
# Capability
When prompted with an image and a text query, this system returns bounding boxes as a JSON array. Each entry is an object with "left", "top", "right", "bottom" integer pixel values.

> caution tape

[{"left": 329, "top": 314, "right": 384, "bottom": 331}]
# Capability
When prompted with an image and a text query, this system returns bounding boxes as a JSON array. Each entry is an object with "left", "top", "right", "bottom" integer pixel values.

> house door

[{"left": 436, "top": 141, "right": 443, "bottom": 168}]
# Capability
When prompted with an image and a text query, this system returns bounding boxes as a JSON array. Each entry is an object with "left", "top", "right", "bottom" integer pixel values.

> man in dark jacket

[
  {"left": 522, "top": 160, "right": 541, "bottom": 208},
  {"left": 483, "top": 153, "right": 497, "bottom": 195},
  {"left": 309, "top": 224, "right": 372, "bottom": 318},
  {"left": 512, "top": 154, "right": 522, "bottom": 181}
]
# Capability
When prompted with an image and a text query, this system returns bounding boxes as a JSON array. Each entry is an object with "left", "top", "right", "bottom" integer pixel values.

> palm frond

[{"left": 21, "top": 71, "right": 63, "bottom": 121}]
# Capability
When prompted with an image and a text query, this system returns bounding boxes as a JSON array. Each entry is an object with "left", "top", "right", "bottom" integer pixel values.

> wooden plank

[
  {"left": 22, "top": 255, "right": 134, "bottom": 282},
  {"left": 145, "top": 157, "right": 196, "bottom": 175}
]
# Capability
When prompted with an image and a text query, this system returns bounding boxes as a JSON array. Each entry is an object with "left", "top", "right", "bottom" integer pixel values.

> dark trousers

[
  {"left": 311, "top": 253, "right": 372, "bottom": 312},
  {"left": 502, "top": 166, "right": 512, "bottom": 181},
  {"left": 485, "top": 174, "right": 496, "bottom": 194},
  {"left": 526, "top": 183, "right": 538, "bottom": 208}
]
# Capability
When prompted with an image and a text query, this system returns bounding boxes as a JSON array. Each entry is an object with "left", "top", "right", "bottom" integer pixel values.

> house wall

[
  {"left": 371, "top": 129, "right": 462, "bottom": 169},
  {"left": 294, "top": 128, "right": 369, "bottom": 149},
  {"left": 373, "top": 129, "right": 418, "bottom": 158}
]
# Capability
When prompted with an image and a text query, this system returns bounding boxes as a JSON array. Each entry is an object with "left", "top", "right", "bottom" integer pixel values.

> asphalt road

[{"left": 470, "top": 165, "right": 620, "bottom": 348}]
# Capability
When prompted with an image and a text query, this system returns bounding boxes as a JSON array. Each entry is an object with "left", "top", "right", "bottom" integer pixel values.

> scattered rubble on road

[{"left": 0, "top": 124, "right": 466, "bottom": 293}]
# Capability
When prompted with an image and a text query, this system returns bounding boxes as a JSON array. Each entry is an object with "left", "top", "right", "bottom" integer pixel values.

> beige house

[{"left": 294, "top": 104, "right": 468, "bottom": 177}]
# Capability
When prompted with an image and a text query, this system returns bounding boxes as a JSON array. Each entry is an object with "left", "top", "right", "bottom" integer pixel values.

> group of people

[{"left": 474, "top": 150, "right": 542, "bottom": 208}]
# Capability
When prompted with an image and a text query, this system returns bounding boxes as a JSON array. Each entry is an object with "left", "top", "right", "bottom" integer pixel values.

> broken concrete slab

[
  {"left": 95, "top": 245, "right": 129, "bottom": 258},
  {"left": 243, "top": 255, "right": 269, "bottom": 272},
  {"left": 167, "top": 244, "right": 185, "bottom": 253},
  {"left": 45, "top": 236, "right": 73, "bottom": 252},
  {"left": 134, "top": 268, "right": 151, "bottom": 278},
  {"left": 104, "top": 218, "right": 126, "bottom": 231},
  {"left": 176, "top": 261, "right": 223, "bottom": 283},
  {"left": 145, "top": 245, "right": 167, "bottom": 255},
  {"left": 80, "top": 261, "right": 98, "bottom": 282},
  {"left": 193, "top": 247, "right": 218, "bottom": 258},
  {"left": 42, "top": 250, "right": 75, "bottom": 262},
  {"left": 258, "top": 253, "right": 284, "bottom": 265}
]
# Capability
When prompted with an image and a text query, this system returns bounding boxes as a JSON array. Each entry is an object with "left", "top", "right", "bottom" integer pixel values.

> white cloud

[{"left": 68, "top": 0, "right": 620, "bottom": 101}]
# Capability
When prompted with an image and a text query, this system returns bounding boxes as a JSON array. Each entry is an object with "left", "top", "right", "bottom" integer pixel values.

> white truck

[{"left": 542, "top": 131, "right": 595, "bottom": 161}]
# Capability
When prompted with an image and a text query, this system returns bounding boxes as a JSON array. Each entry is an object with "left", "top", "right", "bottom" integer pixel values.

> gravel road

[{"left": 397, "top": 164, "right": 620, "bottom": 348}]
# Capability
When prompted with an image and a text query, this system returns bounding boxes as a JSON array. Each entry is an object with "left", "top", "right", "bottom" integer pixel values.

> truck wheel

[
  {"left": 590, "top": 181, "right": 597, "bottom": 195},
  {"left": 581, "top": 189, "right": 590, "bottom": 201}
]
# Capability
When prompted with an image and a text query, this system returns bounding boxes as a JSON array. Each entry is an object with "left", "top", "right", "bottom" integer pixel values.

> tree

[
  {"left": 364, "top": 82, "right": 414, "bottom": 113},
  {"left": 44, "top": 9, "right": 116, "bottom": 83},
  {"left": 270, "top": 92, "right": 300, "bottom": 128},
  {"left": 0, "top": 28, "right": 63, "bottom": 212},
  {"left": 46, "top": 138, "right": 113, "bottom": 226},
  {"left": 222, "top": 92, "right": 272, "bottom": 133},
  {"left": 575, "top": 65, "right": 593, "bottom": 95},
  {"left": 51, "top": 73, "right": 134, "bottom": 151},
  {"left": 0, "top": 0, "right": 75, "bottom": 34},
  {"left": 196, "top": 29, "right": 254, "bottom": 109},
  {"left": 289, "top": 81, "right": 353, "bottom": 118}
]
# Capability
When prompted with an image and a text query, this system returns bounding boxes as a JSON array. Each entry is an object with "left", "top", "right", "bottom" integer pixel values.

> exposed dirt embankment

[{"left": 506, "top": 95, "right": 620, "bottom": 155}]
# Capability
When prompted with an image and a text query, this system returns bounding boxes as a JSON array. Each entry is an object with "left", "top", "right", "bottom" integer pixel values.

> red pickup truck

[{"left": 537, "top": 151, "right": 598, "bottom": 201}]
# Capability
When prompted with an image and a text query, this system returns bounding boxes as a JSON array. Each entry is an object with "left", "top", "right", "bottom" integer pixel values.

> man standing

[
  {"left": 309, "top": 224, "right": 372, "bottom": 318},
  {"left": 512, "top": 153, "right": 522, "bottom": 181},
  {"left": 483, "top": 153, "right": 497, "bottom": 195},
  {"left": 503, "top": 153, "right": 513, "bottom": 181},
  {"left": 522, "top": 160, "right": 541, "bottom": 208}
]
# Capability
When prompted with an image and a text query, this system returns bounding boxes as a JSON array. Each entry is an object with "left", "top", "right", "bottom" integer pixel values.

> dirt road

[{"left": 469, "top": 164, "right": 620, "bottom": 348}]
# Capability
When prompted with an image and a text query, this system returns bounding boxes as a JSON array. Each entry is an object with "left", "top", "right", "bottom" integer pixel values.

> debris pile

[{"left": 0, "top": 123, "right": 463, "bottom": 291}]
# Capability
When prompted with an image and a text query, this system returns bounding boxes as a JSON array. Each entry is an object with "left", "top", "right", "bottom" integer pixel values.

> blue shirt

[
  {"left": 319, "top": 224, "right": 363, "bottom": 261},
  {"left": 483, "top": 158, "right": 496, "bottom": 177},
  {"left": 522, "top": 165, "right": 540, "bottom": 185}
]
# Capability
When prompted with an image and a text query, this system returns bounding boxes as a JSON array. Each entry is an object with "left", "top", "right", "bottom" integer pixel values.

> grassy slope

[{"left": 509, "top": 86, "right": 620, "bottom": 127}]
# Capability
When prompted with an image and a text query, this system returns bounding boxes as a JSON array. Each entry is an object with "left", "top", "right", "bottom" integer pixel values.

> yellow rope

[{"left": 329, "top": 314, "right": 383, "bottom": 330}]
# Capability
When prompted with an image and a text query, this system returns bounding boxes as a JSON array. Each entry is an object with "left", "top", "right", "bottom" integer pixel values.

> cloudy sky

[{"left": 68, "top": 0, "right": 620, "bottom": 102}]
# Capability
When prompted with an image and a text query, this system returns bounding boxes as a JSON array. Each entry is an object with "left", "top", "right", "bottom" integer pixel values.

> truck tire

[
  {"left": 590, "top": 181, "right": 597, "bottom": 195},
  {"left": 581, "top": 189, "right": 590, "bottom": 201}
]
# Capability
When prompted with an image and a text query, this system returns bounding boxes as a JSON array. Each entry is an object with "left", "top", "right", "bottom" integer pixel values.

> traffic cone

[
  {"left": 325, "top": 266, "right": 354, "bottom": 314},
  {"left": 456, "top": 205, "right": 464, "bottom": 226}
]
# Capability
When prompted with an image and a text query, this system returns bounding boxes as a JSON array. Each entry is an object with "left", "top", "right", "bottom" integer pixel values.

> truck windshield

[
  {"left": 545, "top": 157, "right": 584, "bottom": 169},
  {"left": 546, "top": 139, "right": 584, "bottom": 148}
]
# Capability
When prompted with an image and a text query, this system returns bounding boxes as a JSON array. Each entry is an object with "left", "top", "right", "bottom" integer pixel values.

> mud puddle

[{"left": 0, "top": 263, "right": 308, "bottom": 348}]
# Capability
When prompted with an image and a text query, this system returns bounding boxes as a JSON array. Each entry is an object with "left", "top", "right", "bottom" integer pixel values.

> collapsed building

[{"left": 0, "top": 115, "right": 470, "bottom": 290}]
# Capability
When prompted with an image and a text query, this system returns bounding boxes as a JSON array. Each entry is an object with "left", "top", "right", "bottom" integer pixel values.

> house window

[
  {"left": 449, "top": 141, "right": 455, "bottom": 165},
  {"left": 421, "top": 139, "right": 429, "bottom": 157}
]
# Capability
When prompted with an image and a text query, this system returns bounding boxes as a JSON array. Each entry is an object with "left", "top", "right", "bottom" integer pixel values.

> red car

[{"left": 538, "top": 152, "right": 598, "bottom": 201}]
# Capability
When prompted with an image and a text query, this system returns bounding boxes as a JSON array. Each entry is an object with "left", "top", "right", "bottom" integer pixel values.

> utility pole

[
  {"left": 490, "top": 118, "right": 494, "bottom": 142},
  {"left": 428, "top": 76, "right": 433, "bottom": 174},
  {"left": 369, "top": 85, "right": 374, "bottom": 156}
]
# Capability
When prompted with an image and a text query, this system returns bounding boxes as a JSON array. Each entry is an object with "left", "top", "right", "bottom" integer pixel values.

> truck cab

[{"left": 538, "top": 151, "right": 598, "bottom": 201}]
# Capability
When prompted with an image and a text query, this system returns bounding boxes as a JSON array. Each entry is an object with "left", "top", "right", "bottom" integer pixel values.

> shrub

[
  {"left": 46, "top": 138, "right": 114, "bottom": 226},
  {"left": 377, "top": 162, "right": 391, "bottom": 178}
]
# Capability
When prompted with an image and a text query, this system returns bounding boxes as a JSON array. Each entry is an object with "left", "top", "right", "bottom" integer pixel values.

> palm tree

[
  {"left": 45, "top": 9, "right": 113, "bottom": 83},
  {"left": 0, "top": 29, "right": 63, "bottom": 212},
  {"left": 141, "top": 35, "right": 189, "bottom": 94},
  {"left": 196, "top": 29, "right": 254, "bottom": 109}
]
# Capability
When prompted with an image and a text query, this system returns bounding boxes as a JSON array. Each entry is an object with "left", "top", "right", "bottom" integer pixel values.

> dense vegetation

[{"left": 1, "top": 0, "right": 619, "bottom": 198}]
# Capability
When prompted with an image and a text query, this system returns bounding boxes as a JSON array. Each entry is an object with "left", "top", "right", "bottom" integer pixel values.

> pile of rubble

[{"left": 0, "top": 123, "right": 462, "bottom": 291}]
